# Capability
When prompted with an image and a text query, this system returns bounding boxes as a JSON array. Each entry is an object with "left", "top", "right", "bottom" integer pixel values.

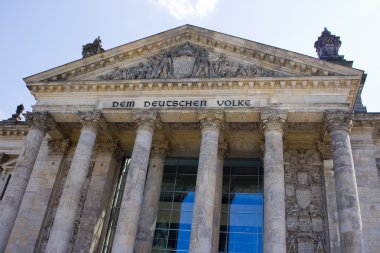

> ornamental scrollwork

[
  {"left": 26, "top": 112, "right": 56, "bottom": 132},
  {"left": 133, "top": 110, "right": 161, "bottom": 131},
  {"left": 98, "top": 42, "right": 277, "bottom": 80},
  {"left": 284, "top": 149, "right": 326, "bottom": 253},
  {"left": 78, "top": 111, "right": 106, "bottom": 131},
  {"left": 260, "top": 110, "right": 288, "bottom": 133},
  {"left": 198, "top": 110, "right": 224, "bottom": 132},
  {"left": 325, "top": 110, "right": 353, "bottom": 133}
]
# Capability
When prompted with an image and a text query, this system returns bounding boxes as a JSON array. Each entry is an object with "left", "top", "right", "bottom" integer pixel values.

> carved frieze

[
  {"left": 284, "top": 149, "right": 326, "bottom": 253},
  {"left": 98, "top": 42, "right": 279, "bottom": 80}
]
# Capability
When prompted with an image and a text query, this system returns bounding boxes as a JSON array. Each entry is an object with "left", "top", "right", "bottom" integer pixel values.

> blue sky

[{"left": 1, "top": 0, "right": 379, "bottom": 119}]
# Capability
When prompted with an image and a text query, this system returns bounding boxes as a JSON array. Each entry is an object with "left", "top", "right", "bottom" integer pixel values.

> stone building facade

[{"left": 0, "top": 25, "right": 379, "bottom": 253}]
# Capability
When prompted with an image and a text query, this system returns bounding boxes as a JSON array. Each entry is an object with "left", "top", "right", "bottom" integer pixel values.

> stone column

[
  {"left": 0, "top": 112, "right": 55, "bottom": 252},
  {"left": 325, "top": 110, "right": 364, "bottom": 253},
  {"left": 211, "top": 142, "right": 228, "bottom": 253},
  {"left": 189, "top": 110, "right": 224, "bottom": 253},
  {"left": 260, "top": 110, "right": 287, "bottom": 253},
  {"left": 45, "top": 111, "right": 105, "bottom": 253},
  {"left": 112, "top": 111, "right": 160, "bottom": 253},
  {"left": 317, "top": 141, "right": 341, "bottom": 253},
  {"left": 135, "top": 140, "right": 169, "bottom": 253}
]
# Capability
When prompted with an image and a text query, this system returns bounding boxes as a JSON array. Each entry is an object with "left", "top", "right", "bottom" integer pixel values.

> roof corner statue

[
  {"left": 314, "top": 28, "right": 344, "bottom": 61},
  {"left": 82, "top": 36, "right": 105, "bottom": 58}
]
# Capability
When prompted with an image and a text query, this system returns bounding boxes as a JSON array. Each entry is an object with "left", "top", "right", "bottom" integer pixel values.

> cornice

[
  {"left": 27, "top": 76, "right": 359, "bottom": 94},
  {"left": 24, "top": 26, "right": 363, "bottom": 84}
]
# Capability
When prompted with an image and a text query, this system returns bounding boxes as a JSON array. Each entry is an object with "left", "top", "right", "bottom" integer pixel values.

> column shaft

[
  {"left": 45, "top": 112, "right": 104, "bottom": 253},
  {"left": 261, "top": 110, "right": 287, "bottom": 253},
  {"left": 134, "top": 140, "right": 168, "bottom": 253},
  {"left": 189, "top": 110, "right": 223, "bottom": 253},
  {"left": 0, "top": 112, "right": 54, "bottom": 252},
  {"left": 112, "top": 111, "right": 158, "bottom": 253},
  {"left": 211, "top": 143, "right": 227, "bottom": 253},
  {"left": 326, "top": 110, "right": 364, "bottom": 253}
]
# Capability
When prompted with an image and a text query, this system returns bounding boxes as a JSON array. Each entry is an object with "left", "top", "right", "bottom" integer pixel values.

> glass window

[
  {"left": 152, "top": 159, "right": 198, "bottom": 253},
  {"left": 219, "top": 159, "right": 263, "bottom": 253}
]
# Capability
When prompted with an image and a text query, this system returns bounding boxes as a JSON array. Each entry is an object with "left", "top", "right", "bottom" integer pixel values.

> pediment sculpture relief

[{"left": 98, "top": 42, "right": 281, "bottom": 80}]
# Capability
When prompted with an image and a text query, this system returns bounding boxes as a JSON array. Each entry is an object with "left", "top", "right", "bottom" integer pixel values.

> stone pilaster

[
  {"left": 260, "top": 109, "right": 287, "bottom": 253},
  {"left": 325, "top": 110, "right": 364, "bottom": 253},
  {"left": 189, "top": 110, "right": 224, "bottom": 253},
  {"left": 135, "top": 140, "right": 169, "bottom": 253},
  {"left": 112, "top": 110, "right": 160, "bottom": 253},
  {"left": 0, "top": 112, "right": 55, "bottom": 252},
  {"left": 211, "top": 142, "right": 228, "bottom": 253},
  {"left": 45, "top": 111, "right": 105, "bottom": 253}
]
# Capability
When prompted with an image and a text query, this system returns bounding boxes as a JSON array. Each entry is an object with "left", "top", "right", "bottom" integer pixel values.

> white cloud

[{"left": 149, "top": 0, "right": 219, "bottom": 20}]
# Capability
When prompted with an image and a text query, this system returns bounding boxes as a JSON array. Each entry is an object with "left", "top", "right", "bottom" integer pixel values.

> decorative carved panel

[
  {"left": 97, "top": 43, "right": 287, "bottom": 80},
  {"left": 284, "top": 150, "right": 327, "bottom": 253}
]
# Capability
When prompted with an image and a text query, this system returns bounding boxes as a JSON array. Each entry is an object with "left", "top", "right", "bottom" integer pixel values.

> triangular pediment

[{"left": 24, "top": 25, "right": 363, "bottom": 84}]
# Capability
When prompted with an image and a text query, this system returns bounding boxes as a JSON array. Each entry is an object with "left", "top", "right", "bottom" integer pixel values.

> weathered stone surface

[
  {"left": 211, "top": 142, "right": 227, "bottom": 253},
  {"left": 261, "top": 110, "right": 287, "bottom": 253},
  {"left": 189, "top": 111, "right": 224, "bottom": 253},
  {"left": 72, "top": 141, "right": 120, "bottom": 253},
  {"left": 351, "top": 128, "right": 380, "bottom": 253},
  {"left": 112, "top": 111, "right": 159, "bottom": 253},
  {"left": 0, "top": 112, "right": 55, "bottom": 253},
  {"left": 4, "top": 140, "right": 67, "bottom": 253},
  {"left": 134, "top": 140, "right": 169, "bottom": 253},
  {"left": 45, "top": 112, "right": 104, "bottom": 253},
  {"left": 326, "top": 110, "right": 364, "bottom": 253}
]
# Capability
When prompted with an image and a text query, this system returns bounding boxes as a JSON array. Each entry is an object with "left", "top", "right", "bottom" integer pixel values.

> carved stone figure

[
  {"left": 82, "top": 36, "right": 105, "bottom": 58},
  {"left": 98, "top": 42, "right": 277, "bottom": 80},
  {"left": 314, "top": 28, "right": 344, "bottom": 61}
]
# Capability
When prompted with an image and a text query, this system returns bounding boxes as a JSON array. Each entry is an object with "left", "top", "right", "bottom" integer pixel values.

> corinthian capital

[
  {"left": 198, "top": 110, "right": 224, "bottom": 132},
  {"left": 78, "top": 111, "right": 106, "bottom": 131},
  {"left": 133, "top": 110, "right": 161, "bottom": 132},
  {"left": 325, "top": 110, "right": 353, "bottom": 133},
  {"left": 260, "top": 110, "right": 288, "bottom": 134},
  {"left": 151, "top": 140, "right": 170, "bottom": 156},
  {"left": 26, "top": 112, "right": 56, "bottom": 132}
]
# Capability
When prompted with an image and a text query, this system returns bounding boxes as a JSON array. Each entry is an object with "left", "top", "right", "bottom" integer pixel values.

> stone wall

[{"left": 351, "top": 128, "right": 380, "bottom": 253}]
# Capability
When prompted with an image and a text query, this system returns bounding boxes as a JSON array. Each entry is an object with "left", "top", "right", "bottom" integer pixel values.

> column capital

[
  {"left": 260, "top": 109, "right": 288, "bottom": 134},
  {"left": 133, "top": 110, "right": 161, "bottom": 132},
  {"left": 317, "top": 141, "right": 332, "bottom": 160},
  {"left": 48, "top": 139, "right": 70, "bottom": 155},
  {"left": 151, "top": 140, "right": 170, "bottom": 157},
  {"left": 198, "top": 110, "right": 224, "bottom": 132},
  {"left": 26, "top": 112, "right": 56, "bottom": 132},
  {"left": 218, "top": 142, "right": 228, "bottom": 159},
  {"left": 78, "top": 111, "right": 106, "bottom": 131},
  {"left": 325, "top": 110, "right": 353, "bottom": 133}
]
